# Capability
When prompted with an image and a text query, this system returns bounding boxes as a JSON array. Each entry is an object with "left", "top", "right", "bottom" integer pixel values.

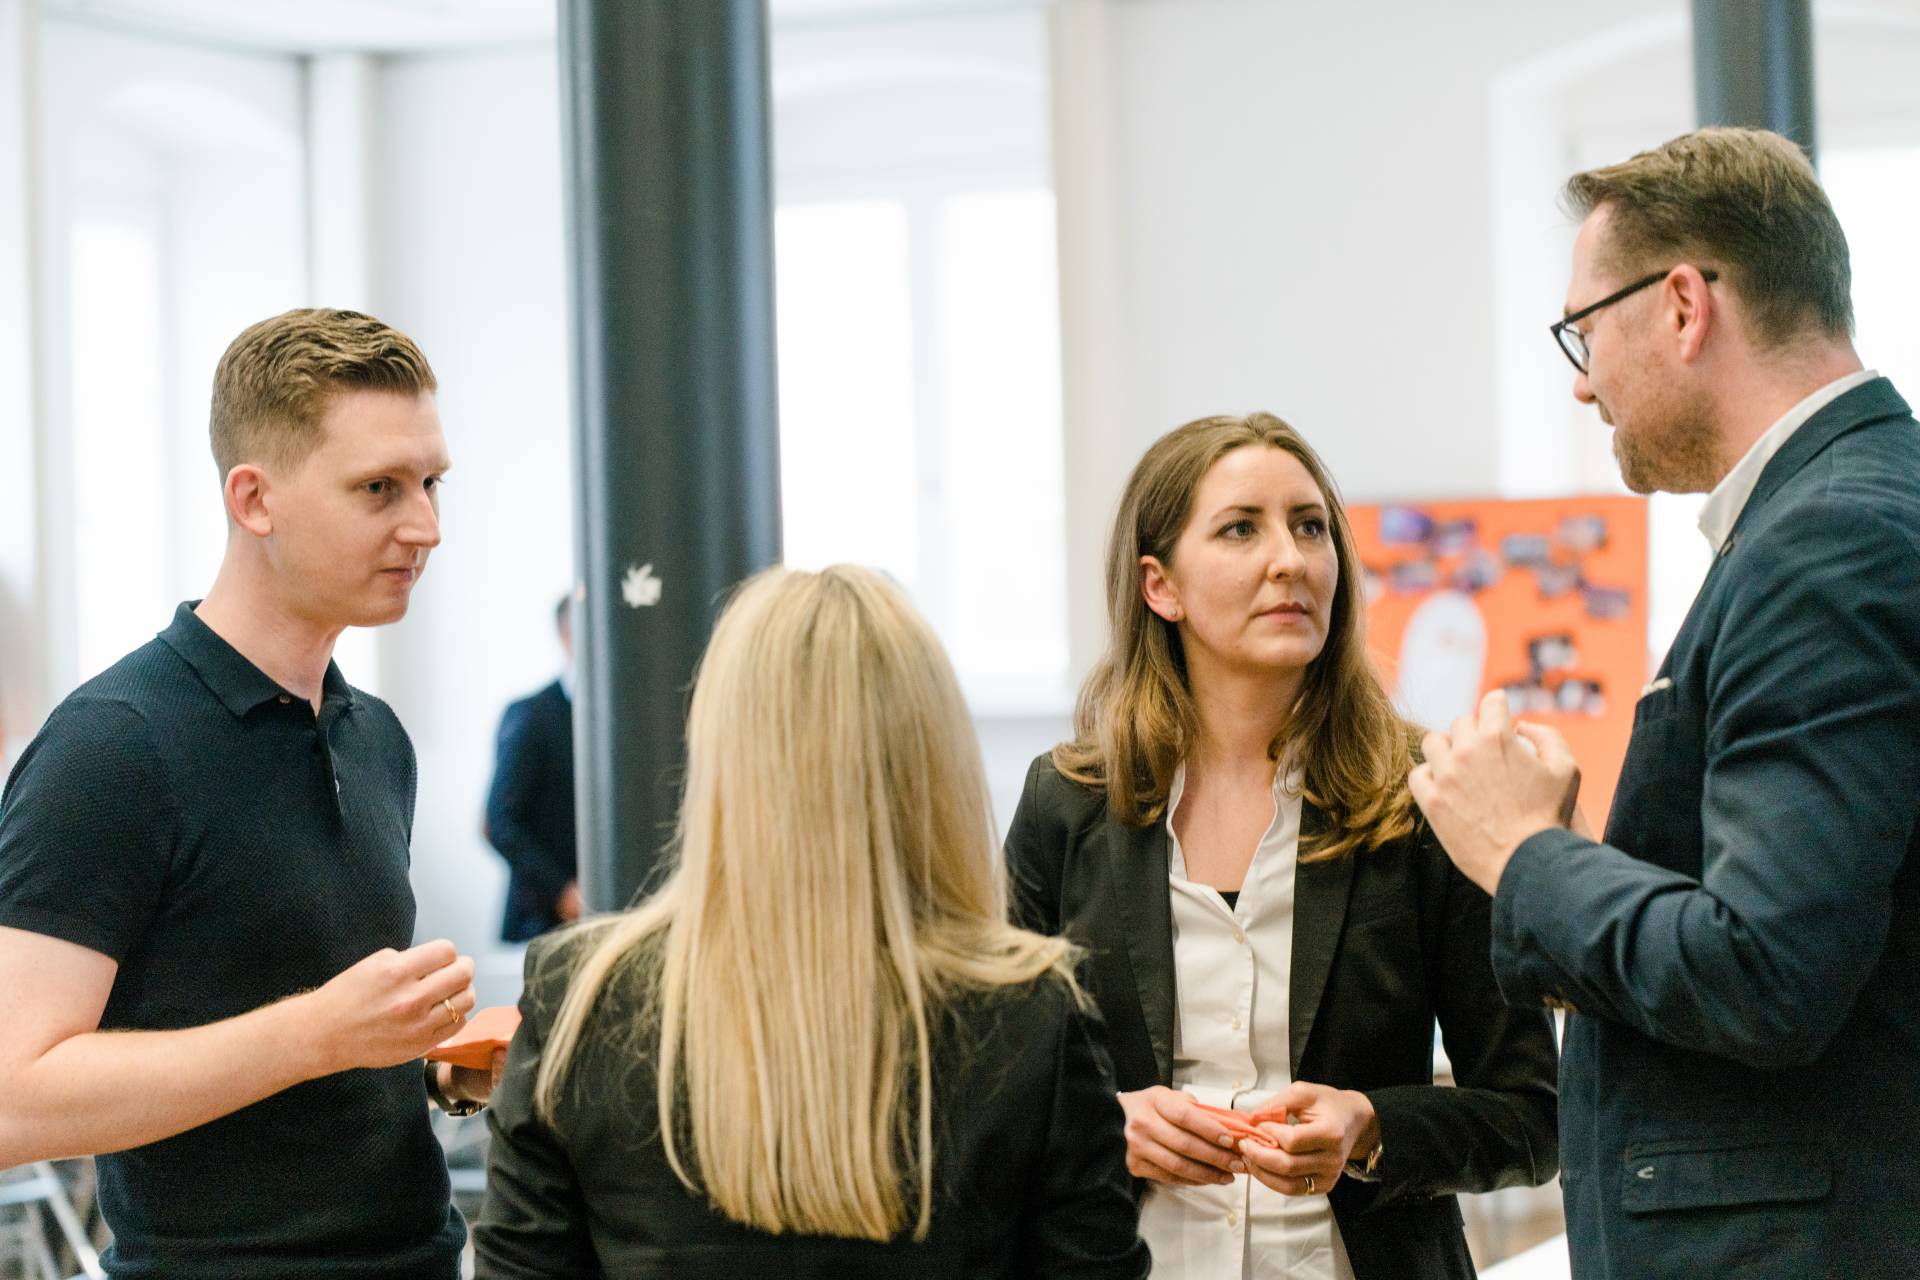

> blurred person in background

[{"left": 486, "top": 592, "right": 580, "bottom": 942}]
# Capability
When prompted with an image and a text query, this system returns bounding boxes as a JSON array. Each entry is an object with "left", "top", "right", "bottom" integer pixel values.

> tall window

[
  {"left": 69, "top": 209, "right": 172, "bottom": 680},
  {"left": 1825, "top": 146, "right": 1920, "bottom": 399},
  {"left": 40, "top": 24, "right": 307, "bottom": 697},
  {"left": 772, "top": 11, "right": 1067, "bottom": 708}
]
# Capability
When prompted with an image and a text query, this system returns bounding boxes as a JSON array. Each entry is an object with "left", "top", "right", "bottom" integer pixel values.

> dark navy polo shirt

[{"left": 0, "top": 603, "right": 462, "bottom": 1280}]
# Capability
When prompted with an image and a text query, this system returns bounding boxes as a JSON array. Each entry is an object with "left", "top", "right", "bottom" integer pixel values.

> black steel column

[
  {"left": 558, "top": 0, "right": 783, "bottom": 911},
  {"left": 1692, "top": 0, "right": 1816, "bottom": 163}
]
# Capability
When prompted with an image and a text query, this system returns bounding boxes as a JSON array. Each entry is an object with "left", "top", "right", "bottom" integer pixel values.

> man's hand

[
  {"left": 298, "top": 940, "right": 475, "bottom": 1077},
  {"left": 1409, "top": 690, "right": 1583, "bottom": 896},
  {"left": 1236, "top": 1081, "right": 1375, "bottom": 1197},
  {"left": 1117, "top": 1086, "right": 1248, "bottom": 1186},
  {"left": 445, "top": 1047, "right": 509, "bottom": 1106},
  {"left": 555, "top": 881, "right": 583, "bottom": 923}
]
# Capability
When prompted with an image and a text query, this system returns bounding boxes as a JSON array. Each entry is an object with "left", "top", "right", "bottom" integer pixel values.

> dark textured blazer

[
  {"left": 1493, "top": 377, "right": 1920, "bottom": 1280},
  {"left": 485, "top": 679, "right": 576, "bottom": 943},
  {"left": 473, "top": 931, "right": 1151, "bottom": 1279},
  {"left": 1006, "top": 755, "right": 1559, "bottom": 1280}
]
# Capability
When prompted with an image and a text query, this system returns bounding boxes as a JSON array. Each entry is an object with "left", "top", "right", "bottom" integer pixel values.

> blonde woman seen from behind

[
  {"left": 1006, "top": 415, "right": 1557, "bottom": 1279},
  {"left": 473, "top": 566, "right": 1150, "bottom": 1280}
]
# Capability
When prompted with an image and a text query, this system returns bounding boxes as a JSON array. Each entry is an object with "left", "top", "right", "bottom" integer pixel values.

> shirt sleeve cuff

[{"left": 1490, "top": 826, "right": 1588, "bottom": 1007}]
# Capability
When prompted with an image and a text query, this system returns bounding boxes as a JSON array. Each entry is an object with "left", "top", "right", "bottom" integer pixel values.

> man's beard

[{"left": 1610, "top": 392, "right": 1723, "bottom": 495}]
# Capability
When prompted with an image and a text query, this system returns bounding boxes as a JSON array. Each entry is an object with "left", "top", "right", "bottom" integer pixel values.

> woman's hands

[
  {"left": 1119, "top": 1081, "right": 1377, "bottom": 1194},
  {"left": 1235, "top": 1080, "right": 1377, "bottom": 1197},
  {"left": 1117, "top": 1086, "right": 1248, "bottom": 1186}
]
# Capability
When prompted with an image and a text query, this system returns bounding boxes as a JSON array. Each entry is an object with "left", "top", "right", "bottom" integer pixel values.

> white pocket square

[{"left": 1639, "top": 676, "right": 1674, "bottom": 698}]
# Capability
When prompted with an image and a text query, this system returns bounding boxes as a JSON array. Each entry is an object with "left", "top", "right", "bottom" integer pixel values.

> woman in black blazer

[
  {"left": 474, "top": 566, "right": 1148, "bottom": 1280},
  {"left": 1007, "top": 415, "right": 1557, "bottom": 1279}
]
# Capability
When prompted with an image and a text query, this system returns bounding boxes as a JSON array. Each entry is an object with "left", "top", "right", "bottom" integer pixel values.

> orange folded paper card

[
  {"left": 1193, "top": 1101, "right": 1290, "bottom": 1148},
  {"left": 425, "top": 1005, "right": 522, "bottom": 1071}
]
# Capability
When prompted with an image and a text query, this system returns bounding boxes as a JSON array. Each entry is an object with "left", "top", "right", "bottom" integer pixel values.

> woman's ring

[
  {"left": 443, "top": 998, "right": 461, "bottom": 1027},
  {"left": 1304, "top": 1173, "right": 1316, "bottom": 1194}
]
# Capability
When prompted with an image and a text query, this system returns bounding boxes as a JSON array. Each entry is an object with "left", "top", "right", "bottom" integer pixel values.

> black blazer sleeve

[
  {"left": 1360, "top": 836, "right": 1558, "bottom": 1208},
  {"left": 1018, "top": 987, "right": 1153, "bottom": 1279},
  {"left": 1493, "top": 494, "right": 1920, "bottom": 1067},
  {"left": 1005, "top": 752, "right": 1064, "bottom": 935},
  {"left": 473, "top": 936, "right": 602, "bottom": 1279}
]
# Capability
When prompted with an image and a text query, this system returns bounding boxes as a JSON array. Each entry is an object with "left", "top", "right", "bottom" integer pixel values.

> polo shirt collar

[{"left": 159, "top": 601, "right": 360, "bottom": 718}]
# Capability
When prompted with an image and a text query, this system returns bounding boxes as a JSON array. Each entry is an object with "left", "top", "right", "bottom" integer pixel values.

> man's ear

[
  {"left": 1140, "top": 555, "right": 1184, "bottom": 623},
  {"left": 224, "top": 464, "right": 273, "bottom": 537},
  {"left": 1668, "top": 264, "right": 1716, "bottom": 364}
]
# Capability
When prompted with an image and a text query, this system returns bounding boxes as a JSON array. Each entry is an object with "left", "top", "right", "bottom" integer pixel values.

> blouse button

[
  {"left": 1226, "top": 1209, "right": 1239, "bottom": 1228},
  {"left": 1230, "top": 1014, "right": 1243, "bottom": 1031},
  {"left": 1232, "top": 928, "right": 1246, "bottom": 945}
]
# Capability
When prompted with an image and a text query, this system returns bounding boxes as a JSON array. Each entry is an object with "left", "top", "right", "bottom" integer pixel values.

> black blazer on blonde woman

[
  {"left": 1005, "top": 755, "right": 1559, "bottom": 1280},
  {"left": 473, "top": 931, "right": 1151, "bottom": 1280}
]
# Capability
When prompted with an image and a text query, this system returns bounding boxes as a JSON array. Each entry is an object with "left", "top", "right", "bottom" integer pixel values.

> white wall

[{"left": 1055, "top": 0, "right": 1683, "bottom": 480}]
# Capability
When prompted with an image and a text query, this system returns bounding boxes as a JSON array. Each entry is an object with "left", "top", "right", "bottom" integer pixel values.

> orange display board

[{"left": 1351, "top": 496, "right": 1648, "bottom": 828}]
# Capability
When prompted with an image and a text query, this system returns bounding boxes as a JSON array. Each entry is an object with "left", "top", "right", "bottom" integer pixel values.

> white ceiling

[{"left": 38, "top": 0, "right": 1027, "bottom": 55}]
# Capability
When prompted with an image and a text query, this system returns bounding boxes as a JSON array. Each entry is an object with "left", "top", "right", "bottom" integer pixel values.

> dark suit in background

[
  {"left": 1006, "top": 756, "right": 1558, "bottom": 1280},
  {"left": 473, "top": 931, "right": 1151, "bottom": 1279},
  {"left": 485, "top": 679, "right": 576, "bottom": 943},
  {"left": 1493, "top": 379, "right": 1920, "bottom": 1278}
]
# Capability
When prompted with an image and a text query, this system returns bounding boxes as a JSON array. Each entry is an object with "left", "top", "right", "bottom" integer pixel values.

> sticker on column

[{"left": 621, "top": 563, "right": 662, "bottom": 608}]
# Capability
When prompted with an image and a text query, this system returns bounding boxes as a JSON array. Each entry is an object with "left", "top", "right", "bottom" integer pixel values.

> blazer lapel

[
  {"left": 1288, "top": 800, "right": 1357, "bottom": 1077},
  {"left": 1110, "top": 816, "right": 1177, "bottom": 1085}
]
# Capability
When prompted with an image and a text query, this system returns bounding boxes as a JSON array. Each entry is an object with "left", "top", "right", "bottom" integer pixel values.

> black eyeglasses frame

[{"left": 1549, "top": 267, "right": 1719, "bottom": 373}]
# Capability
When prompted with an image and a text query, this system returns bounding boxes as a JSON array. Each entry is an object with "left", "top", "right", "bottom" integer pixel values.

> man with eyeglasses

[{"left": 1409, "top": 127, "right": 1920, "bottom": 1279}]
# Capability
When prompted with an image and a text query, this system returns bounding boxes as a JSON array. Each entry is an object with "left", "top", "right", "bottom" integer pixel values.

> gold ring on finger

[
  {"left": 443, "top": 998, "right": 461, "bottom": 1027},
  {"left": 1304, "top": 1173, "right": 1315, "bottom": 1193}
]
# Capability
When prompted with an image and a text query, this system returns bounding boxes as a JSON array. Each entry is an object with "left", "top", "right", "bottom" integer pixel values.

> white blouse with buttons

[{"left": 1137, "top": 765, "right": 1355, "bottom": 1280}]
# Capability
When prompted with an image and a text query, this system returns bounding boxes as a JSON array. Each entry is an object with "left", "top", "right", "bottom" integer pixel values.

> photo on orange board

[{"left": 1352, "top": 495, "right": 1649, "bottom": 828}]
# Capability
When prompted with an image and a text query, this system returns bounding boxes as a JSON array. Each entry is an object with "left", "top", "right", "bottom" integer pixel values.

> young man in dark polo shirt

[{"left": 0, "top": 309, "right": 492, "bottom": 1279}]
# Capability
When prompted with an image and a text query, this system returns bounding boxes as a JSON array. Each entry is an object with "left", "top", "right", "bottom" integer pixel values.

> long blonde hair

[
  {"left": 535, "top": 565, "right": 1077, "bottom": 1240},
  {"left": 1054, "top": 413, "right": 1419, "bottom": 861}
]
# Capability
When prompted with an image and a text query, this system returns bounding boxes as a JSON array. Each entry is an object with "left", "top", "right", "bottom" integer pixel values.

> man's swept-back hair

[
  {"left": 1563, "top": 127, "right": 1853, "bottom": 350},
  {"left": 532, "top": 565, "right": 1077, "bottom": 1242},
  {"left": 1052, "top": 412, "right": 1420, "bottom": 862},
  {"left": 209, "top": 308, "right": 436, "bottom": 477}
]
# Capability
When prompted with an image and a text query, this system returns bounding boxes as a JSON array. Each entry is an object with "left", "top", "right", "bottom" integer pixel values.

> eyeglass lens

[{"left": 1559, "top": 326, "right": 1589, "bottom": 373}]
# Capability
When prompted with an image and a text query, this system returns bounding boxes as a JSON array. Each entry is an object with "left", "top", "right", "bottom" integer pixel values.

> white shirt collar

[
  {"left": 1697, "top": 368, "right": 1878, "bottom": 553},
  {"left": 1163, "top": 762, "right": 1303, "bottom": 878}
]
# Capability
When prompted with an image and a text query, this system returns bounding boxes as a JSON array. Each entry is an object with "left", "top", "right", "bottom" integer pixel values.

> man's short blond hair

[
  {"left": 209, "top": 308, "right": 437, "bottom": 477},
  {"left": 1564, "top": 127, "right": 1853, "bottom": 350}
]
